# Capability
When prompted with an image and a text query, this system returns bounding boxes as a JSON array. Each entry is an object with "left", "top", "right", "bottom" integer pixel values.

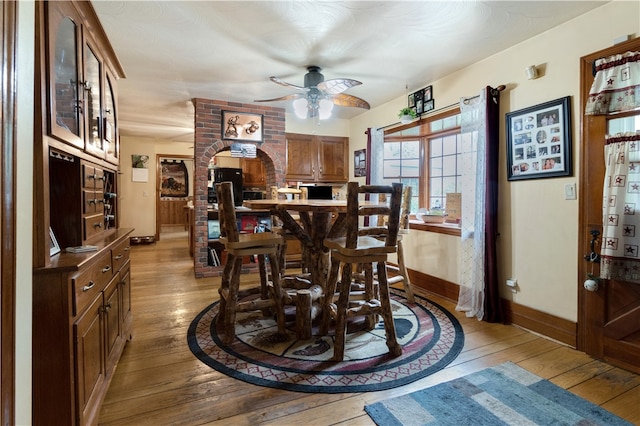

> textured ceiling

[{"left": 91, "top": 1, "right": 606, "bottom": 143}]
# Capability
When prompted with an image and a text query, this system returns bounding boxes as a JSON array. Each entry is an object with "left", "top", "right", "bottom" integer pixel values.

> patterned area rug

[
  {"left": 187, "top": 289, "right": 464, "bottom": 393},
  {"left": 365, "top": 362, "right": 633, "bottom": 425}
]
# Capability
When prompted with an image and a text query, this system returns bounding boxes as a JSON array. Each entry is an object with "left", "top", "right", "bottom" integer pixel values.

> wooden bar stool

[
  {"left": 215, "top": 182, "right": 287, "bottom": 345},
  {"left": 375, "top": 186, "right": 414, "bottom": 303},
  {"left": 321, "top": 182, "right": 403, "bottom": 361}
]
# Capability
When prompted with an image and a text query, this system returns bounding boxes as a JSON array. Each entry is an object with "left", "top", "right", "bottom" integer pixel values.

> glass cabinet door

[
  {"left": 84, "top": 43, "right": 103, "bottom": 156},
  {"left": 47, "top": 3, "right": 83, "bottom": 149},
  {"left": 105, "top": 72, "right": 118, "bottom": 164}
]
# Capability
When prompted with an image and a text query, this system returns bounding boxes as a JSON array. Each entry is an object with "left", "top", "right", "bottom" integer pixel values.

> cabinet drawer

[
  {"left": 112, "top": 239, "right": 130, "bottom": 272},
  {"left": 84, "top": 213, "right": 104, "bottom": 239},
  {"left": 83, "top": 190, "right": 104, "bottom": 214},
  {"left": 72, "top": 251, "right": 113, "bottom": 316},
  {"left": 82, "top": 164, "right": 105, "bottom": 189}
]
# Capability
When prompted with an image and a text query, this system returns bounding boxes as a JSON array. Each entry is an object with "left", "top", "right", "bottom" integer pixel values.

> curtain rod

[{"left": 379, "top": 84, "right": 506, "bottom": 131}]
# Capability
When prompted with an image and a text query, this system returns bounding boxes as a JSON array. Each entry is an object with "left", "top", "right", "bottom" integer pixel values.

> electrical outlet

[{"left": 506, "top": 279, "right": 517, "bottom": 293}]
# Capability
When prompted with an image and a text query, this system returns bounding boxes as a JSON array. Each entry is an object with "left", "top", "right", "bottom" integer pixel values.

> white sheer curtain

[
  {"left": 601, "top": 132, "right": 640, "bottom": 283},
  {"left": 456, "top": 89, "right": 487, "bottom": 320},
  {"left": 585, "top": 51, "right": 640, "bottom": 115},
  {"left": 369, "top": 128, "right": 384, "bottom": 185}
]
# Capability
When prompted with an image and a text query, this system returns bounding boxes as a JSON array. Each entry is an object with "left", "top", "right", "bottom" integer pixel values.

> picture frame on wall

[
  {"left": 222, "top": 111, "right": 263, "bottom": 143},
  {"left": 423, "top": 85, "right": 433, "bottom": 101},
  {"left": 506, "top": 96, "right": 572, "bottom": 181},
  {"left": 423, "top": 99, "right": 435, "bottom": 113},
  {"left": 354, "top": 149, "right": 366, "bottom": 177}
]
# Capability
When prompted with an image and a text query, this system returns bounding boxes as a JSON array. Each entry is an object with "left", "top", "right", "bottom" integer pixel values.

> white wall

[{"left": 348, "top": 1, "right": 640, "bottom": 322}]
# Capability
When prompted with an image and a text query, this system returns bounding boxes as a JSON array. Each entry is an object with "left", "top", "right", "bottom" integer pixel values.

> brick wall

[{"left": 193, "top": 98, "right": 286, "bottom": 278}]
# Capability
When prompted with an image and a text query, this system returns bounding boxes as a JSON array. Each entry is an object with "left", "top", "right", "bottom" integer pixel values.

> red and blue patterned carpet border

[{"left": 187, "top": 289, "right": 464, "bottom": 393}]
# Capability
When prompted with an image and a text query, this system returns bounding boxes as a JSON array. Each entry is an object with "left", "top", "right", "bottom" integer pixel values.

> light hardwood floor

[{"left": 99, "top": 227, "right": 640, "bottom": 425}]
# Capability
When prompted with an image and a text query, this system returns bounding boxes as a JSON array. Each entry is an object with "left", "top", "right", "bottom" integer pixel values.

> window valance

[{"left": 585, "top": 51, "right": 640, "bottom": 115}]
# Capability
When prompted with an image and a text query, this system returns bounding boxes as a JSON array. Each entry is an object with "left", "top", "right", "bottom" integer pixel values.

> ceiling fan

[{"left": 254, "top": 66, "right": 370, "bottom": 119}]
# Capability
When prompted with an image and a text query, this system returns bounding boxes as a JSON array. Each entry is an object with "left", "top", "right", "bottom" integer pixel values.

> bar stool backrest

[
  {"left": 215, "top": 181, "right": 240, "bottom": 243},
  {"left": 345, "top": 182, "right": 402, "bottom": 250}
]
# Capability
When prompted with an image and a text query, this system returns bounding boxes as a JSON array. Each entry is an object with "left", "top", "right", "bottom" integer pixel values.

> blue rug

[{"left": 365, "top": 362, "right": 632, "bottom": 425}]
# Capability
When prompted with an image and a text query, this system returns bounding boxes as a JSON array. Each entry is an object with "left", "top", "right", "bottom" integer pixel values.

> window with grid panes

[
  {"left": 383, "top": 110, "right": 461, "bottom": 215},
  {"left": 382, "top": 140, "right": 420, "bottom": 213}
]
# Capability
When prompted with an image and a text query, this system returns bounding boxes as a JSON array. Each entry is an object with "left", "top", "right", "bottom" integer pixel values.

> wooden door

[
  {"left": 317, "top": 136, "right": 348, "bottom": 182},
  {"left": 578, "top": 37, "right": 640, "bottom": 374}
]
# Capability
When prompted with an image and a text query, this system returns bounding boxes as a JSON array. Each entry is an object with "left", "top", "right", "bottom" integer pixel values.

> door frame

[
  {"left": 577, "top": 37, "right": 640, "bottom": 357},
  {"left": 1, "top": 1, "right": 18, "bottom": 423}
]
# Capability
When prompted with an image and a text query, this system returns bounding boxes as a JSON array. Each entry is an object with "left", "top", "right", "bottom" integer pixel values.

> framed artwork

[
  {"left": 408, "top": 93, "right": 415, "bottom": 108},
  {"left": 423, "top": 99, "right": 435, "bottom": 113},
  {"left": 506, "top": 96, "right": 572, "bottom": 181},
  {"left": 49, "top": 227, "right": 60, "bottom": 256},
  {"left": 222, "top": 111, "right": 263, "bottom": 142},
  {"left": 160, "top": 160, "right": 189, "bottom": 197},
  {"left": 354, "top": 149, "right": 366, "bottom": 177},
  {"left": 423, "top": 85, "right": 433, "bottom": 101}
]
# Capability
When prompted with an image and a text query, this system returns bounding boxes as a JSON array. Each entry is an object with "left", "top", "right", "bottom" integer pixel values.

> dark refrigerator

[{"left": 213, "top": 167, "right": 243, "bottom": 206}]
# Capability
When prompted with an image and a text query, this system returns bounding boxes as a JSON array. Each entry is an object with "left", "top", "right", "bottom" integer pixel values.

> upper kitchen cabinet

[
  {"left": 285, "top": 133, "right": 348, "bottom": 183},
  {"left": 242, "top": 157, "right": 266, "bottom": 188},
  {"left": 45, "top": 1, "right": 125, "bottom": 164}
]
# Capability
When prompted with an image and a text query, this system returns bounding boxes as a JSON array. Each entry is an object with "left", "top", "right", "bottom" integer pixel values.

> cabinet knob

[
  {"left": 103, "top": 302, "right": 111, "bottom": 313},
  {"left": 115, "top": 254, "right": 123, "bottom": 260},
  {"left": 82, "top": 281, "right": 95, "bottom": 292},
  {"left": 93, "top": 222, "right": 102, "bottom": 229},
  {"left": 101, "top": 265, "right": 111, "bottom": 273}
]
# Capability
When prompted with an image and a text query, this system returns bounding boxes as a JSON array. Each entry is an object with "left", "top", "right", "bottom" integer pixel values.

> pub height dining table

[{"left": 242, "top": 198, "right": 348, "bottom": 338}]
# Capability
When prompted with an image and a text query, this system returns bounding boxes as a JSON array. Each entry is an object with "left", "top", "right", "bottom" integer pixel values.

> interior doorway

[
  {"left": 578, "top": 37, "right": 640, "bottom": 374},
  {"left": 156, "top": 154, "right": 194, "bottom": 241}
]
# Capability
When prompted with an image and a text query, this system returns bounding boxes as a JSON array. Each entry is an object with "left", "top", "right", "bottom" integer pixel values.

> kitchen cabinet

[
  {"left": 285, "top": 133, "right": 348, "bottom": 182},
  {"left": 242, "top": 157, "right": 266, "bottom": 188}
]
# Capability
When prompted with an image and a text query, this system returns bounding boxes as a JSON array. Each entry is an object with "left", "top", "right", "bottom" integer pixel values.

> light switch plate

[{"left": 564, "top": 183, "right": 576, "bottom": 200}]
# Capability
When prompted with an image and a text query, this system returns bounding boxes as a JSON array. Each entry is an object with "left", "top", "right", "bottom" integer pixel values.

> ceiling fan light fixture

[
  {"left": 293, "top": 98, "right": 309, "bottom": 119},
  {"left": 318, "top": 98, "right": 333, "bottom": 120}
]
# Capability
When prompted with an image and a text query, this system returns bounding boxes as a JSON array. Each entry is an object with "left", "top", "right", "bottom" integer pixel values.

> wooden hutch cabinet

[
  {"left": 285, "top": 133, "right": 349, "bottom": 183},
  {"left": 33, "top": 2, "right": 132, "bottom": 425}
]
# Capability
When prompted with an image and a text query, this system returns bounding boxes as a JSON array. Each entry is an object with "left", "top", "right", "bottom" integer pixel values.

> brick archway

[{"left": 193, "top": 99, "right": 286, "bottom": 277}]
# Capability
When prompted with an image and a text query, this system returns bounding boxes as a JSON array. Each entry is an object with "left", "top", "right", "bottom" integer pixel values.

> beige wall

[
  {"left": 348, "top": 1, "right": 640, "bottom": 322},
  {"left": 17, "top": 2, "right": 35, "bottom": 423},
  {"left": 120, "top": 137, "right": 193, "bottom": 236}
]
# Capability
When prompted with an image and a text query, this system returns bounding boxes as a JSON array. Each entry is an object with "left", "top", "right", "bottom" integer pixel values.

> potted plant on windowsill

[{"left": 398, "top": 107, "right": 417, "bottom": 124}]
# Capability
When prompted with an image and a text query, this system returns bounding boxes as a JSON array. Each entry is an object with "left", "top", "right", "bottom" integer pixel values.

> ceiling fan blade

[
  {"left": 270, "top": 76, "right": 308, "bottom": 91},
  {"left": 254, "top": 93, "right": 305, "bottom": 103},
  {"left": 317, "top": 78, "right": 362, "bottom": 95},
  {"left": 330, "top": 93, "right": 370, "bottom": 110}
]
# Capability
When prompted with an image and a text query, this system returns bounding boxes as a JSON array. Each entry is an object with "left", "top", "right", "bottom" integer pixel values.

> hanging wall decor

[
  {"left": 222, "top": 111, "right": 263, "bottom": 143},
  {"left": 160, "top": 160, "right": 189, "bottom": 197},
  {"left": 354, "top": 149, "right": 366, "bottom": 177},
  {"left": 409, "top": 85, "right": 434, "bottom": 116},
  {"left": 506, "top": 96, "right": 572, "bottom": 181}
]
